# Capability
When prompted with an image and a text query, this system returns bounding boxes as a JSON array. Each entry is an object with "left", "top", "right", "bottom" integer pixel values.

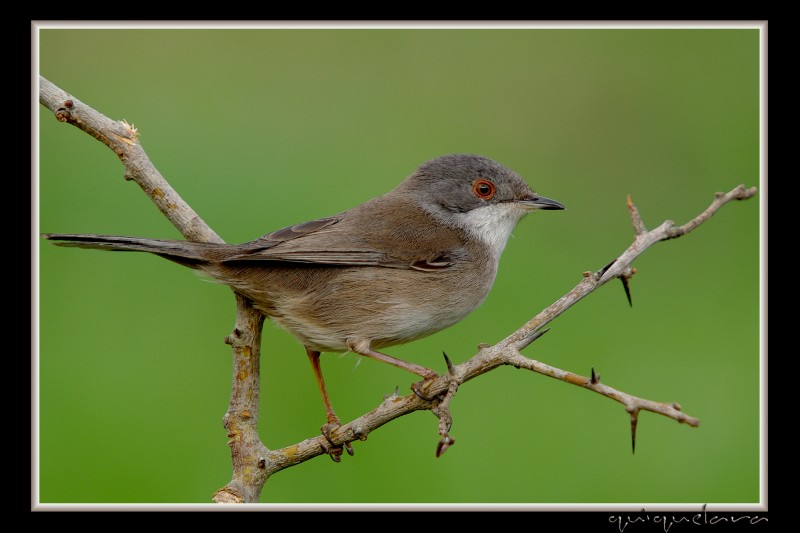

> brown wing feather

[{"left": 224, "top": 196, "right": 462, "bottom": 270}]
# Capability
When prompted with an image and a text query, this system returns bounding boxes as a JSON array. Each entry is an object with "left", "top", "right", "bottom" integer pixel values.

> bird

[{"left": 43, "top": 154, "right": 564, "bottom": 455}]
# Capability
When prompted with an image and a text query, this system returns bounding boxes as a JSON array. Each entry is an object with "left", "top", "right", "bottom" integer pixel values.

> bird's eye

[{"left": 472, "top": 179, "right": 496, "bottom": 200}]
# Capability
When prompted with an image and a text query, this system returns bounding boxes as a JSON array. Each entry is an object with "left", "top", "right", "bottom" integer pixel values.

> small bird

[{"left": 43, "top": 154, "right": 563, "bottom": 450}]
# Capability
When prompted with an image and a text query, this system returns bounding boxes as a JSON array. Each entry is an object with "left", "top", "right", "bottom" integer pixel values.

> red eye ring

[{"left": 472, "top": 179, "right": 496, "bottom": 200}]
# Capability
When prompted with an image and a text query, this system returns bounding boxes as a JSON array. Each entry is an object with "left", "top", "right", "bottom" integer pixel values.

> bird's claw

[
  {"left": 411, "top": 372, "right": 440, "bottom": 401},
  {"left": 320, "top": 422, "right": 354, "bottom": 462}
]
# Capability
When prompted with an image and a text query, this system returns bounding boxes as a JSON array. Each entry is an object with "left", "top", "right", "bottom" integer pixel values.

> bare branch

[
  {"left": 503, "top": 186, "right": 758, "bottom": 351},
  {"left": 39, "top": 76, "right": 222, "bottom": 245},
  {"left": 213, "top": 294, "right": 269, "bottom": 503},
  {"left": 627, "top": 194, "right": 647, "bottom": 236},
  {"left": 432, "top": 352, "right": 459, "bottom": 457},
  {"left": 504, "top": 352, "right": 701, "bottom": 428},
  {"left": 666, "top": 186, "right": 758, "bottom": 238},
  {"left": 39, "top": 76, "right": 265, "bottom": 503},
  {"left": 40, "top": 76, "right": 756, "bottom": 502}
]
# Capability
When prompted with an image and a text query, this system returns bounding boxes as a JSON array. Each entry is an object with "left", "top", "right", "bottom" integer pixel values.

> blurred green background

[{"left": 37, "top": 27, "right": 761, "bottom": 505}]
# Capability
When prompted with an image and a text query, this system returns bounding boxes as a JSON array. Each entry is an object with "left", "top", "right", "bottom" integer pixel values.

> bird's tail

[{"left": 41, "top": 233, "right": 224, "bottom": 266}]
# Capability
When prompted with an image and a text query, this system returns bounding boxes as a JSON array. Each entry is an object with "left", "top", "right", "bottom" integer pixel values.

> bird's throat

[{"left": 449, "top": 204, "right": 528, "bottom": 260}]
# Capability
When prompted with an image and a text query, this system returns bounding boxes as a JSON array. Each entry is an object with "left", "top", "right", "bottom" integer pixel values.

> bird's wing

[{"left": 224, "top": 211, "right": 458, "bottom": 271}]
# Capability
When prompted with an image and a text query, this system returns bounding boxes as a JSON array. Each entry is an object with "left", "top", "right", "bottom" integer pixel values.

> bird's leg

[
  {"left": 306, "top": 348, "right": 353, "bottom": 461},
  {"left": 306, "top": 348, "right": 340, "bottom": 427},
  {"left": 346, "top": 338, "right": 440, "bottom": 400}
]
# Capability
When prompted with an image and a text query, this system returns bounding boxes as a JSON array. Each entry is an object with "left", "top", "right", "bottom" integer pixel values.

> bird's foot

[
  {"left": 410, "top": 370, "right": 441, "bottom": 401},
  {"left": 320, "top": 419, "right": 354, "bottom": 463},
  {"left": 411, "top": 352, "right": 458, "bottom": 401}
]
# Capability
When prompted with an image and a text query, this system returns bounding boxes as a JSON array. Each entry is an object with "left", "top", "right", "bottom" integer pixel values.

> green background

[{"left": 37, "top": 27, "right": 762, "bottom": 505}]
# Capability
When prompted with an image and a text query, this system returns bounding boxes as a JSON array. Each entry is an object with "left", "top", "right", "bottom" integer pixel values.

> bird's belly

[{"left": 219, "top": 264, "right": 495, "bottom": 353}]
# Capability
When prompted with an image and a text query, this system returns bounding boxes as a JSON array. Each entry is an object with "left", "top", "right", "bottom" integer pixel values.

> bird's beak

[{"left": 519, "top": 195, "right": 565, "bottom": 210}]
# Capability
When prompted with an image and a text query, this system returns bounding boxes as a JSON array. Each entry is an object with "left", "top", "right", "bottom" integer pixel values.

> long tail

[{"left": 41, "top": 233, "right": 226, "bottom": 266}]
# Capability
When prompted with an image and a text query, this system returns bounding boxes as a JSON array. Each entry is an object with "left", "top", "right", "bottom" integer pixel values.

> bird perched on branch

[{"left": 43, "top": 154, "right": 564, "bottom": 458}]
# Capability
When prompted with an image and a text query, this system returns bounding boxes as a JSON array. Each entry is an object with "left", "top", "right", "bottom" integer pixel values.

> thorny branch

[{"left": 39, "top": 76, "right": 757, "bottom": 503}]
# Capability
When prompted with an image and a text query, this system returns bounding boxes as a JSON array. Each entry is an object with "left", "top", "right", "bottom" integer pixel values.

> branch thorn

[
  {"left": 443, "top": 351, "right": 455, "bottom": 376},
  {"left": 518, "top": 327, "right": 550, "bottom": 351},
  {"left": 590, "top": 367, "right": 600, "bottom": 384},
  {"left": 620, "top": 275, "right": 633, "bottom": 307},
  {"left": 598, "top": 259, "right": 617, "bottom": 279},
  {"left": 628, "top": 408, "right": 639, "bottom": 454}
]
